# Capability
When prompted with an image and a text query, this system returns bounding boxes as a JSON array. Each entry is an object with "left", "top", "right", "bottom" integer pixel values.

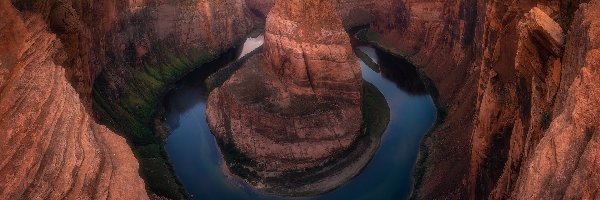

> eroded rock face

[
  {"left": 264, "top": 0, "right": 362, "bottom": 99},
  {"left": 206, "top": 0, "right": 363, "bottom": 193},
  {"left": 0, "top": 2, "right": 147, "bottom": 199},
  {"left": 510, "top": 2, "right": 600, "bottom": 199},
  {"left": 3, "top": 0, "right": 255, "bottom": 198},
  {"left": 11, "top": 0, "right": 254, "bottom": 104},
  {"left": 245, "top": 0, "right": 374, "bottom": 28},
  {"left": 369, "top": 0, "right": 600, "bottom": 199}
]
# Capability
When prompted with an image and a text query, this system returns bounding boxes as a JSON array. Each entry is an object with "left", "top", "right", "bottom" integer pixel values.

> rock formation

[
  {"left": 11, "top": 0, "right": 254, "bottom": 103},
  {"left": 245, "top": 0, "right": 374, "bottom": 28},
  {"left": 0, "top": 1, "right": 147, "bottom": 199},
  {"left": 2, "top": 0, "right": 599, "bottom": 198},
  {"left": 369, "top": 0, "right": 600, "bottom": 199},
  {"left": 3, "top": 0, "right": 255, "bottom": 198},
  {"left": 206, "top": 0, "right": 363, "bottom": 194}
]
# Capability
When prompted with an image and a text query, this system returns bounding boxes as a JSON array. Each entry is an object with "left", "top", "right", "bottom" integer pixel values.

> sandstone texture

[
  {"left": 206, "top": 0, "right": 363, "bottom": 192},
  {"left": 0, "top": 1, "right": 147, "bottom": 199},
  {"left": 245, "top": 0, "right": 374, "bottom": 28},
  {"left": 369, "top": 0, "right": 600, "bottom": 199},
  {"left": 11, "top": 0, "right": 254, "bottom": 103},
  {"left": 3, "top": 0, "right": 255, "bottom": 198}
]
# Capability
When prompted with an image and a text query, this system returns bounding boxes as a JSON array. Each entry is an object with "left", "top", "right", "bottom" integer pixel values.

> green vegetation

[
  {"left": 362, "top": 81, "right": 391, "bottom": 139},
  {"left": 92, "top": 44, "right": 219, "bottom": 199},
  {"left": 218, "top": 138, "right": 260, "bottom": 182}
]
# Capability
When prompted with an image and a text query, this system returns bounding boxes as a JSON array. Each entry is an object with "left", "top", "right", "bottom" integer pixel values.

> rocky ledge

[{"left": 206, "top": 0, "right": 367, "bottom": 195}]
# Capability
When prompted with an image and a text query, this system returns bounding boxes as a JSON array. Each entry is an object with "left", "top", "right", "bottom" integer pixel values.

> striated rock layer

[
  {"left": 5, "top": 0, "right": 255, "bottom": 198},
  {"left": 206, "top": 0, "right": 363, "bottom": 193},
  {"left": 370, "top": 0, "right": 600, "bottom": 199},
  {"left": 263, "top": 0, "right": 362, "bottom": 99},
  {"left": 0, "top": 1, "right": 147, "bottom": 199},
  {"left": 245, "top": 0, "right": 374, "bottom": 28}
]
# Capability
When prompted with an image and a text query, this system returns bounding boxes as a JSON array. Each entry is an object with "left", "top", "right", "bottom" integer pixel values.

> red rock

[
  {"left": 206, "top": 0, "right": 363, "bottom": 191},
  {"left": 370, "top": 0, "right": 600, "bottom": 199},
  {"left": 0, "top": 1, "right": 147, "bottom": 199},
  {"left": 245, "top": 0, "right": 375, "bottom": 28}
]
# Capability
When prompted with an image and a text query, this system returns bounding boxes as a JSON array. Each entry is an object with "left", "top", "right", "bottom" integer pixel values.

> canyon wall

[
  {"left": 370, "top": 0, "right": 599, "bottom": 199},
  {"left": 0, "top": 1, "right": 147, "bottom": 199},
  {"left": 371, "top": 0, "right": 481, "bottom": 198},
  {"left": 11, "top": 0, "right": 254, "bottom": 103},
  {"left": 4, "top": 0, "right": 255, "bottom": 198}
]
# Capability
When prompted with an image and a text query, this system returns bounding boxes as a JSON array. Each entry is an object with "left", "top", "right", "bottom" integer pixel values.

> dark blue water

[{"left": 164, "top": 36, "right": 437, "bottom": 200}]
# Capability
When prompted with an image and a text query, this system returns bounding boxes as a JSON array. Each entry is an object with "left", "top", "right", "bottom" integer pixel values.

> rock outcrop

[
  {"left": 0, "top": 1, "right": 147, "bottom": 199},
  {"left": 206, "top": 0, "right": 363, "bottom": 194},
  {"left": 369, "top": 0, "right": 600, "bottom": 199},
  {"left": 509, "top": 2, "right": 600, "bottom": 199},
  {"left": 263, "top": 0, "right": 363, "bottom": 99},
  {"left": 245, "top": 0, "right": 374, "bottom": 28},
  {"left": 4, "top": 0, "right": 255, "bottom": 198}
]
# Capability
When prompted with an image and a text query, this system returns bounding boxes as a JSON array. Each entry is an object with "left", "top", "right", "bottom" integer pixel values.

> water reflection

[
  {"left": 165, "top": 34, "right": 437, "bottom": 200},
  {"left": 238, "top": 35, "right": 264, "bottom": 59}
]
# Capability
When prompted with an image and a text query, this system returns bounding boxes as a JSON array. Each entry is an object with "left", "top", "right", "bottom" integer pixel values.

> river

[{"left": 164, "top": 33, "right": 437, "bottom": 200}]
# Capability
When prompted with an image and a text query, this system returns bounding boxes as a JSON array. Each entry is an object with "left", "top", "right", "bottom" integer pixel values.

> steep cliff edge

[
  {"left": 5, "top": 0, "right": 255, "bottom": 198},
  {"left": 206, "top": 0, "right": 366, "bottom": 195},
  {"left": 509, "top": 2, "right": 600, "bottom": 198},
  {"left": 0, "top": 1, "right": 147, "bottom": 199},
  {"left": 369, "top": 0, "right": 599, "bottom": 199}
]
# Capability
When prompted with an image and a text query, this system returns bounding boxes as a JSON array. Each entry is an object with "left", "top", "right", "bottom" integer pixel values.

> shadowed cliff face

[
  {"left": 0, "top": 1, "right": 147, "bottom": 199},
  {"left": 11, "top": 0, "right": 254, "bottom": 104},
  {"left": 369, "top": 0, "right": 600, "bottom": 199},
  {"left": 206, "top": 0, "right": 364, "bottom": 195}
]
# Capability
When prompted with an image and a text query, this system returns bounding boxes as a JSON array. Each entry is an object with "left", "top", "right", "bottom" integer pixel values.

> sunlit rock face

[
  {"left": 0, "top": 2, "right": 147, "bottom": 199},
  {"left": 2, "top": 0, "right": 254, "bottom": 198},
  {"left": 245, "top": 0, "right": 374, "bottom": 28},
  {"left": 369, "top": 0, "right": 600, "bottom": 199},
  {"left": 206, "top": 0, "right": 363, "bottom": 194},
  {"left": 264, "top": 0, "right": 362, "bottom": 101}
]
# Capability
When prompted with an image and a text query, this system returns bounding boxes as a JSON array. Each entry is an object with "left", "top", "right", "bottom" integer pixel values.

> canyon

[{"left": 1, "top": 0, "right": 599, "bottom": 199}]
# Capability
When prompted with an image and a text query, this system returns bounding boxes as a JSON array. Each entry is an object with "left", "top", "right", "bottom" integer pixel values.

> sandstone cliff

[
  {"left": 11, "top": 0, "right": 254, "bottom": 103},
  {"left": 245, "top": 0, "right": 374, "bottom": 28},
  {"left": 5, "top": 0, "right": 255, "bottom": 198},
  {"left": 207, "top": 0, "right": 364, "bottom": 194},
  {"left": 0, "top": 1, "right": 147, "bottom": 199},
  {"left": 369, "top": 0, "right": 600, "bottom": 199}
]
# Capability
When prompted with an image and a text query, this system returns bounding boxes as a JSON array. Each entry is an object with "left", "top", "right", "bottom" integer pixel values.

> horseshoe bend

[{"left": 1, "top": 0, "right": 599, "bottom": 199}]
